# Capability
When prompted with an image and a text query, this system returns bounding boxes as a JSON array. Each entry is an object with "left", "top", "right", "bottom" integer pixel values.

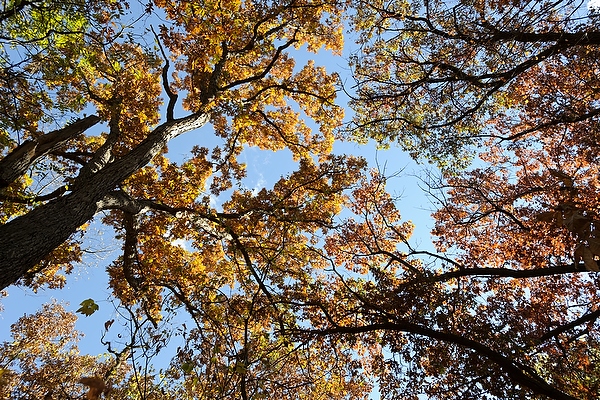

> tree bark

[{"left": 0, "top": 112, "right": 209, "bottom": 290}]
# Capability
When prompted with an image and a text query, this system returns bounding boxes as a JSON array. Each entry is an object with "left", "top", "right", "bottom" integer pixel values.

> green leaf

[
  {"left": 181, "top": 362, "right": 194, "bottom": 373},
  {"left": 76, "top": 298, "right": 99, "bottom": 317}
]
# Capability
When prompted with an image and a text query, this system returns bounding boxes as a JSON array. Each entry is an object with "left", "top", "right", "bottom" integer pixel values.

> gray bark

[{"left": 0, "top": 112, "right": 209, "bottom": 290}]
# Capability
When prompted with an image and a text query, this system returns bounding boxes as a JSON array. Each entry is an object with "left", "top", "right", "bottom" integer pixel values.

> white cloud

[
  {"left": 250, "top": 174, "right": 266, "bottom": 196},
  {"left": 171, "top": 238, "right": 187, "bottom": 250},
  {"left": 209, "top": 194, "right": 219, "bottom": 208}
]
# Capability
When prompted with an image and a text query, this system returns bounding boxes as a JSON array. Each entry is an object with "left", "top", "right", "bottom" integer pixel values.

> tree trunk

[{"left": 0, "top": 112, "right": 209, "bottom": 290}]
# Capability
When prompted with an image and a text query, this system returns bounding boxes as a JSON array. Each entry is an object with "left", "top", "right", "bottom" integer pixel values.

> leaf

[
  {"left": 564, "top": 211, "right": 590, "bottom": 236},
  {"left": 79, "top": 377, "right": 105, "bottom": 400},
  {"left": 582, "top": 247, "right": 599, "bottom": 272},
  {"left": 535, "top": 210, "right": 562, "bottom": 226},
  {"left": 76, "top": 299, "right": 99, "bottom": 317},
  {"left": 548, "top": 169, "right": 574, "bottom": 187},
  {"left": 574, "top": 242, "right": 585, "bottom": 265},
  {"left": 588, "top": 237, "right": 600, "bottom": 256},
  {"left": 181, "top": 362, "right": 194, "bottom": 374},
  {"left": 234, "top": 363, "right": 247, "bottom": 374},
  {"left": 104, "top": 319, "right": 114, "bottom": 331}
]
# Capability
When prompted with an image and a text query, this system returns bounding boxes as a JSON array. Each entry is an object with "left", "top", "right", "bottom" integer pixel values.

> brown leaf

[
  {"left": 564, "top": 211, "right": 590, "bottom": 236},
  {"left": 104, "top": 319, "right": 114, "bottom": 332},
  {"left": 79, "top": 377, "right": 105, "bottom": 400},
  {"left": 582, "top": 247, "right": 599, "bottom": 272},
  {"left": 549, "top": 168, "right": 574, "bottom": 187},
  {"left": 535, "top": 211, "right": 557, "bottom": 223},
  {"left": 588, "top": 237, "right": 600, "bottom": 256},
  {"left": 574, "top": 242, "right": 585, "bottom": 265}
]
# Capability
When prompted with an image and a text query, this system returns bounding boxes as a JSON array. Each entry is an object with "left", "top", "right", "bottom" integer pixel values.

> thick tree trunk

[{"left": 0, "top": 112, "right": 209, "bottom": 290}]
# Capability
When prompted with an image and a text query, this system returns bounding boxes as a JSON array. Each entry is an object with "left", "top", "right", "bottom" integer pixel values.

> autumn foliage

[
  {"left": 342, "top": 0, "right": 600, "bottom": 399},
  {"left": 1, "top": 0, "right": 600, "bottom": 399}
]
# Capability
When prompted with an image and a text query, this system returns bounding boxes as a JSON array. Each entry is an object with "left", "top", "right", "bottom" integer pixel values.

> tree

[
  {"left": 0, "top": 0, "right": 376, "bottom": 398},
  {"left": 0, "top": 0, "right": 347, "bottom": 289},
  {"left": 349, "top": 0, "right": 600, "bottom": 169},
  {"left": 0, "top": 302, "right": 113, "bottom": 399},
  {"left": 305, "top": 0, "right": 600, "bottom": 398}
]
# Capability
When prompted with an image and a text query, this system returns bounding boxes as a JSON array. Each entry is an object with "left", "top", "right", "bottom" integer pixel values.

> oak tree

[
  {"left": 0, "top": 0, "right": 376, "bottom": 399},
  {"left": 0, "top": 0, "right": 347, "bottom": 288}
]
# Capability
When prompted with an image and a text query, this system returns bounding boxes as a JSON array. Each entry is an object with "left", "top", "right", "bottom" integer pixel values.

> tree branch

[
  {"left": 538, "top": 308, "right": 600, "bottom": 344},
  {"left": 0, "top": 111, "right": 209, "bottom": 290},
  {"left": 0, "top": 115, "right": 101, "bottom": 189},
  {"left": 151, "top": 26, "right": 178, "bottom": 121},
  {"left": 303, "top": 321, "right": 578, "bottom": 400}
]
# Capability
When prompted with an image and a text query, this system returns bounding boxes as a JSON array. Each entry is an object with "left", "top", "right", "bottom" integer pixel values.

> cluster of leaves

[{"left": 0, "top": 302, "right": 113, "bottom": 399}]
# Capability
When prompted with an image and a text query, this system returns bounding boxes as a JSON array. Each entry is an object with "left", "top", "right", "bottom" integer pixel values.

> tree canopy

[{"left": 1, "top": 0, "right": 600, "bottom": 399}]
